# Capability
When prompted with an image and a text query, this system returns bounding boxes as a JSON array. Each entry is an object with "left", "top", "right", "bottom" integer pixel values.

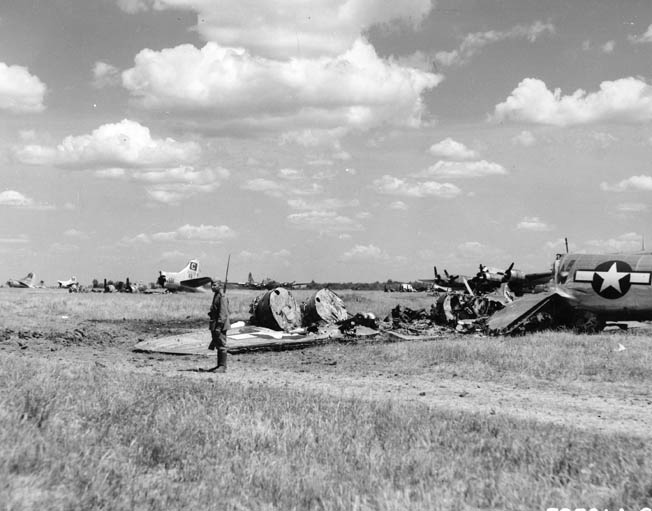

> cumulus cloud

[
  {"left": 126, "top": 224, "right": 236, "bottom": 244},
  {"left": 122, "top": 40, "right": 441, "bottom": 131},
  {"left": 0, "top": 190, "right": 34, "bottom": 207},
  {"left": 617, "top": 202, "right": 648, "bottom": 212},
  {"left": 339, "top": 244, "right": 388, "bottom": 262},
  {"left": 428, "top": 138, "right": 477, "bottom": 160},
  {"left": 0, "top": 190, "right": 53, "bottom": 210},
  {"left": 628, "top": 25, "right": 652, "bottom": 44},
  {"left": 117, "top": 0, "right": 432, "bottom": 59},
  {"left": 435, "top": 21, "right": 555, "bottom": 67},
  {"left": 389, "top": 200, "right": 408, "bottom": 210},
  {"left": 585, "top": 232, "right": 644, "bottom": 253},
  {"left": 287, "top": 210, "right": 363, "bottom": 234},
  {"left": 493, "top": 77, "right": 652, "bottom": 126},
  {"left": 92, "top": 61, "right": 120, "bottom": 88},
  {"left": 0, "top": 62, "right": 46, "bottom": 113},
  {"left": 516, "top": 216, "right": 553, "bottom": 231},
  {"left": 512, "top": 130, "right": 536, "bottom": 146},
  {"left": 600, "top": 175, "right": 652, "bottom": 192},
  {"left": 242, "top": 178, "right": 323, "bottom": 199},
  {"left": 602, "top": 40, "right": 615, "bottom": 54},
  {"left": 287, "top": 198, "right": 359, "bottom": 210},
  {"left": 373, "top": 175, "right": 462, "bottom": 198},
  {"left": 16, "top": 119, "right": 200, "bottom": 169},
  {"left": 14, "top": 120, "right": 224, "bottom": 204},
  {"left": 420, "top": 160, "right": 507, "bottom": 179}
]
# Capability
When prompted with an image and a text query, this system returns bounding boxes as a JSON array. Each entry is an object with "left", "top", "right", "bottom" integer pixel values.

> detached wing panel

[
  {"left": 487, "top": 290, "right": 563, "bottom": 335},
  {"left": 180, "top": 276, "right": 213, "bottom": 288}
]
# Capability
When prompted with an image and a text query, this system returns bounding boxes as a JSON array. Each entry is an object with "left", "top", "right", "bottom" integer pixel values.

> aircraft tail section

[
  {"left": 22, "top": 272, "right": 36, "bottom": 287},
  {"left": 180, "top": 259, "right": 199, "bottom": 280}
]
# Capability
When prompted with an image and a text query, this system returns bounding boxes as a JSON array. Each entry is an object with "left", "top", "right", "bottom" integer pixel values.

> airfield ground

[{"left": 1, "top": 288, "right": 651, "bottom": 510}]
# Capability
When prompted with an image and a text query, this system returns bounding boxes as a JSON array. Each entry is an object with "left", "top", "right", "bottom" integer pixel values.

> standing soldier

[{"left": 207, "top": 279, "right": 230, "bottom": 372}]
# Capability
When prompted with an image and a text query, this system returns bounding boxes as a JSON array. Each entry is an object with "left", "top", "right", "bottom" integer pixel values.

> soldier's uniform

[{"left": 208, "top": 284, "right": 230, "bottom": 372}]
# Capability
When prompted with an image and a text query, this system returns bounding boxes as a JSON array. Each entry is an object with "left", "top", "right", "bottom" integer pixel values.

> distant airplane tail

[
  {"left": 180, "top": 259, "right": 199, "bottom": 280},
  {"left": 248, "top": 272, "right": 255, "bottom": 285},
  {"left": 22, "top": 272, "right": 35, "bottom": 286}
]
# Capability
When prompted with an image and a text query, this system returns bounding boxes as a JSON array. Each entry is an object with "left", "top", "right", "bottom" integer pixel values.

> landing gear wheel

[{"left": 572, "top": 311, "right": 605, "bottom": 334}]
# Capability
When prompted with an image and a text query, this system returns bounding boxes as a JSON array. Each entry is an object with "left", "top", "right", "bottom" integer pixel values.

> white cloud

[
  {"left": 512, "top": 130, "right": 536, "bottom": 146},
  {"left": 242, "top": 178, "right": 323, "bottom": 198},
  {"left": 428, "top": 138, "right": 477, "bottom": 160},
  {"left": 287, "top": 198, "right": 359, "bottom": 210},
  {"left": 493, "top": 77, "right": 652, "bottom": 126},
  {"left": 435, "top": 21, "right": 555, "bottom": 67},
  {"left": 585, "top": 232, "right": 643, "bottom": 253},
  {"left": 373, "top": 175, "right": 462, "bottom": 198},
  {"left": 617, "top": 202, "right": 648, "bottom": 212},
  {"left": 128, "top": 224, "right": 236, "bottom": 244},
  {"left": 0, "top": 235, "right": 29, "bottom": 244},
  {"left": 64, "top": 228, "right": 87, "bottom": 238},
  {"left": 602, "top": 40, "right": 615, "bottom": 54},
  {"left": 0, "top": 190, "right": 53, "bottom": 210},
  {"left": 16, "top": 119, "right": 200, "bottom": 169},
  {"left": 339, "top": 244, "right": 388, "bottom": 262},
  {"left": 286, "top": 210, "right": 363, "bottom": 234},
  {"left": 122, "top": 40, "right": 441, "bottom": 131},
  {"left": 516, "top": 216, "right": 553, "bottom": 231},
  {"left": 92, "top": 61, "right": 120, "bottom": 88},
  {"left": 420, "top": 160, "right": 507, "bottom": 179},
  {"left": 600, "top": 175, "right": 652, "bottom": 192},
  {"left": 118, "top": 0, "right": 433, "bottom": 59},
  {"left": 0, "top": 62, "right": 46, "bottom": 113},
  {"left": 389, "top": 200, "right": 408, "bottom": 210},
  {"left": 628, "top": 25, "right": 652, "bottom": 44},
  {"left": 14, "top": 120, "right": 224, "bottom": 204},
  {"left": 0, "top": 190, "right": 34, "bottom": 207}
]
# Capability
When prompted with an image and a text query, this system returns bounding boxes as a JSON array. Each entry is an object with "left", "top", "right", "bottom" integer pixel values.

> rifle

[{"left": 223, "top": 254, "right": 231, "bottom": 293}]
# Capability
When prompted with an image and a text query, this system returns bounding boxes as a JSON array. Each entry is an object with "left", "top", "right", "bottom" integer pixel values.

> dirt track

[{"left": 3, "top": 319, "right": 651, "bottom": 440}]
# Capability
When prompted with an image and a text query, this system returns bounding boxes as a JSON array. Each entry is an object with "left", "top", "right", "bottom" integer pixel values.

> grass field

[{"left": 1, "top": 288, "right": 652, "bottom": 510}]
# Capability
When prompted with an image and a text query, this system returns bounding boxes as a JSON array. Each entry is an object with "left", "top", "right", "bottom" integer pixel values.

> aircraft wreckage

[{"left": 133, "top": 249, "right": 652, "bottom": 356}]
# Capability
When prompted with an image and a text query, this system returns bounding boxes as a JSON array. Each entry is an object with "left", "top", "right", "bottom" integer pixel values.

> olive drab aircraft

[
  {"left": 6, "top": 272, "right": 37, "bottom": 288},
  {"left": 157, "top": 259, "right": 212, "bottom": 292},
  {"left": 488, "top": 250, "right": 652, "bottom": 334}
]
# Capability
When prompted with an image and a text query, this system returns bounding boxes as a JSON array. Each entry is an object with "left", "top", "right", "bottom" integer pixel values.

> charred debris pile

[{"left": 247, "top": 285, "right": 528, "bottom": 338}]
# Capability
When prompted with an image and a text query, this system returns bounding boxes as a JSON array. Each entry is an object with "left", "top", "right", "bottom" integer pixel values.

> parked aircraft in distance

[
  {"left": 420, "top": 264, "right": 552, "bottom": 295},
  {"left": 57, "top": 276, "right": 78, "bottom": 289},
  {"left": 419, "top": 266, "right": 474, "bottom": 292},
  {"left": 6, "top": 272, "right": 37, "bottom": 288},
  {"left": 237, "top": 272, "right": 298, "bottom": 290},
  {"left": 475, "top": 263, "right": 552, "bottom": 295},
  {"left": 157, "top": 260, "right": 212, "bottom": 292},
  {"left": 488, "top": 250, "right": 652, "bottom": 334}
]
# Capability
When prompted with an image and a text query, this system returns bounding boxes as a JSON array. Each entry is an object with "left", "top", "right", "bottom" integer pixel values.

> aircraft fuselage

[{"left": 555, "top": 252, "right": 652, "bottom": 321}]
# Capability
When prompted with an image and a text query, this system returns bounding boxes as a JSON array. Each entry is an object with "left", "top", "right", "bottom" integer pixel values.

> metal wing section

[
  {"left": 486, "top": 290, "right": 565, "bottom": 335},
  {"left": 180, "top": 276, "right": 213, "bottom": 288}
]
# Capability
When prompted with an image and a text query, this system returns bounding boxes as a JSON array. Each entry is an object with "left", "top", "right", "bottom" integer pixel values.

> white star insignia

[{"left": 595, "top": 262, "right": 628, "bottom": 294}]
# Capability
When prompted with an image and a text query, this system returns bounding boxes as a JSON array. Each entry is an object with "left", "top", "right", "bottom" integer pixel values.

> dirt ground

[{"left": 2, "top": 316, "right": 651, "bottom": 441}]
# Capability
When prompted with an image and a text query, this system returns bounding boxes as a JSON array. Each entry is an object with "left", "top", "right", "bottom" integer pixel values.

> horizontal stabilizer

[
  {"left": 486, "top": 290, "right": 563, "bottom": 335},
  {"left": 180, "top": 276, "right": 212, "bottom": 288}
]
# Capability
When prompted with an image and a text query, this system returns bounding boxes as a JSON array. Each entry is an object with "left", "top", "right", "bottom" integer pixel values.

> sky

[{"left": 2, "top": 0, "right": 652, "bottom": 285}]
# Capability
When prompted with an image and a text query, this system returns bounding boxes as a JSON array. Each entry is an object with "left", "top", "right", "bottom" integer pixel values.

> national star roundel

[
  {"left": 573, "top": 260, "right": 652, "bottom": 300},
  {"left": 591, "top": 260, "right": 632, "bottom": 299}
]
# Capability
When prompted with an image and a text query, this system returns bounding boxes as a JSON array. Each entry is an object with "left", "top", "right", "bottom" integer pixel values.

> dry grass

[
  {"left": 2, "top": 354, "right": 652, "bottom": 510},
  {"left": 3, "top": 289, "right": 652, "bottom": 509}
]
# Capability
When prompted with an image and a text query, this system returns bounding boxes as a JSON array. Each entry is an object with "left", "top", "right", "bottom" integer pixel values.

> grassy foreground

[{"left": 2, "top": 354, "right": 652, "bottom": 511}]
